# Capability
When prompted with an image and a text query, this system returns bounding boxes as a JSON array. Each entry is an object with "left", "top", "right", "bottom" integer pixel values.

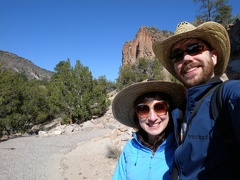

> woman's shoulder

[{"left": 121, "top": 137, "right": 137, "bottom": 150}]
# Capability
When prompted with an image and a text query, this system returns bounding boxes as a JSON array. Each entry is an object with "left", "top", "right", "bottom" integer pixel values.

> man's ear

[{"left": 211, "top": 50, "right": 217, "bottom": 65}]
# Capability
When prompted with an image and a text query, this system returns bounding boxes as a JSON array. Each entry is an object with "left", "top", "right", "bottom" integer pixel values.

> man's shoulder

[
  {"left": 222, "top": 79, "right": 240, "bottom": 90},
  {"left": 218, "top": 80, "right": 240, "bottom": 104},
  {"left": 224, "top": 79, "right": 240, "bottom": 84}
]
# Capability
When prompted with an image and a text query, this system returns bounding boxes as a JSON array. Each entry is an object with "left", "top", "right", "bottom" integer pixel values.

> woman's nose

[{"left": 148, "top": 109, "right": 158, "bottom": 120}]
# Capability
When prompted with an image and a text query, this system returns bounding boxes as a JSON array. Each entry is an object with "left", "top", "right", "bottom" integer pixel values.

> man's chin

[{"left": 180, "top": 76, "right": 203, "bottom": 88}]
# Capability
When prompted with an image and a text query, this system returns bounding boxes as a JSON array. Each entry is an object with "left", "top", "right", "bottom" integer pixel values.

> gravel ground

[{"left": 0, "top": 128, "right": 112, "bottom": 180}]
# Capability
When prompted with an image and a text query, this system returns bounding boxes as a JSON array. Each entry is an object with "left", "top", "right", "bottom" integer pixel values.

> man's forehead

[{"left": 172, "top": 38, "right": 206, "bottom": 49}]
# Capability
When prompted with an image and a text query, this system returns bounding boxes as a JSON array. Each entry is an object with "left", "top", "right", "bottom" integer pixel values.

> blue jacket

[
  {"left": 172, "top": 77, "right": 240, "bottom": 180},
  {"left": 113, "top": 132, "right": 177, "bottom": 180}
]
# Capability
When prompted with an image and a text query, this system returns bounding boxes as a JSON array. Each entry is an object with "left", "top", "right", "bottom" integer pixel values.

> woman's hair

[{"left": 133, "top": 92, "right": 174, "bottom": 152}]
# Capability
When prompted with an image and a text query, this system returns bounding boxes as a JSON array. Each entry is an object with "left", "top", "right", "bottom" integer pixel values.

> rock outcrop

[
  {"left": 122, "top": 26, "right": 172, "bottom": 65},
  {"left": 226, "top": 19, "right": 240, "bottom": 79}
]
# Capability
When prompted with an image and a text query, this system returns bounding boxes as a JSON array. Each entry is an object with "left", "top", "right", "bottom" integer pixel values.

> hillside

[{"left": 0, "top": 50, "right": 54, "bottom": 81}]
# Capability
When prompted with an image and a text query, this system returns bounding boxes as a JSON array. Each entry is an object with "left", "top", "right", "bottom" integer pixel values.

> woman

[{"left": 112, "top": 80, "right": 185, "bottom": 180}]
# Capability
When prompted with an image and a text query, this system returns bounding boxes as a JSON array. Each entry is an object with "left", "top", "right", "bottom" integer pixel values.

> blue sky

[{"left": 0, "top": 0, "right": 239, "bottom": 82}]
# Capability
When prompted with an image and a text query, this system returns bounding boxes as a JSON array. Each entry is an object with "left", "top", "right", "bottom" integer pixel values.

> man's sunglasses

[
  {"left": 170, "top": 43, "right": 210, "bottom": 63},
  {"left": 136, "top": 101, "right": 169, "bottom": 118}
]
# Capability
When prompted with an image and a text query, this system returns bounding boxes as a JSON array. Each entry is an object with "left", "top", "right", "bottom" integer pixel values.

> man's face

[{"left": 170, "top": 38, "right": 217, "bottom": 89}]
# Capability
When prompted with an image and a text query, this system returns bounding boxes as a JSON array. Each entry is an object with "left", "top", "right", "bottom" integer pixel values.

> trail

[{"left": 0, "top": 128, "right": 111, "bottom": 180}]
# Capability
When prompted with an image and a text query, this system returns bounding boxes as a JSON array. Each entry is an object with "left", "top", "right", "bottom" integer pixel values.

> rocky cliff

[{"left": 122, "top": 26, "right": 172, "bottom": 65}]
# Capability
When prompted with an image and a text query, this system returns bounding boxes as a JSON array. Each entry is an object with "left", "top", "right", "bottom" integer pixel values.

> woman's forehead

[{"left": 138, "top": 96, "right": 169, "bottom": 104}]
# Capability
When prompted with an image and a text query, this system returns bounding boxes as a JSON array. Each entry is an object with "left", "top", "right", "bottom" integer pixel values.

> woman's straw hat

[
  {"left": 152, "top": 21, "right": 230, "bottom": 79},
  {"left": 112, "top": 80, "right": 185, "bottom": 127}
]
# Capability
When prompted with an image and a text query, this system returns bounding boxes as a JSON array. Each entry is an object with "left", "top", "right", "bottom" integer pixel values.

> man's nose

[{"left": 183, "top": 52, "right": 193, "bottom": 61}]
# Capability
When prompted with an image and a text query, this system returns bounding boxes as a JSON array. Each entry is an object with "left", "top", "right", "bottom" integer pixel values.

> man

[{"left": 152, "top": 21, "right": 240, "bottom": 179}]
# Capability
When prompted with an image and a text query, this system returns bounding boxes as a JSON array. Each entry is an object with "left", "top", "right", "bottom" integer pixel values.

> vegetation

[
  {"left": 0, "top": 69, "right": 52, "bottom": 135},
  {"left": 150, "top": 26, "right": 159, "bottom": 32},
  {"left": 116, "top": 58, "right": 174, "bottom": 90},
  {"left": 0, "top": 57, "right": 175, "bottom": 137},
  {"left": 106, "top": 145, "right": 122, "bottom": 159},
  {"left": 192, "top": 0, "right": 234, "bottom": 27},
  {"left": 0, "top": 59, "right": 113, "bottom": 136}
]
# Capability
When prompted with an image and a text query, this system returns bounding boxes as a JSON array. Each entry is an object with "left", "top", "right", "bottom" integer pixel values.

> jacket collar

[
  {"left": 207, "top": 76, "right": 223, "bottom": 84},
  {"left": 186, "top": 76, "right": 223, "bottom": 117}
]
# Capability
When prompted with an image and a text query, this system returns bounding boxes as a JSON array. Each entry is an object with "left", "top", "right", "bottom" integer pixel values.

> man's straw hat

[
  {"left": 112, "top": 80, "right": 185, "bottom": 127},
  {"left": 152, "top": 21, "right": 230, "bottom": 79}
]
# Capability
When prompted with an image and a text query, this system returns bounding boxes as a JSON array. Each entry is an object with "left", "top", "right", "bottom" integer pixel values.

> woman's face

[{"left": 136, "top": 99, "right": 170, "bottom": 143}]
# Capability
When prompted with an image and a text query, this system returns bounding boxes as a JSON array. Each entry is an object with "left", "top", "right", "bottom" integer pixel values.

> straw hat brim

[
  {"left": 112, "top": 80, "right": 185, "bottom": 127},
  {"left": 152, "top": 21, "right": 230, "bottom": 79}
]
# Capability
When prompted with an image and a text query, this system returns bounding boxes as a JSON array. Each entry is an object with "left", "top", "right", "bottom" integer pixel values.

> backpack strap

[
  {"left": 210, "top": 81, "right": 236, "bottom": 144},
  {"left": 210, "top": 81, "right": 240, "bottom": 178},
  {"left": 210, "top": 82, "right": 224, "bottom": 121}
]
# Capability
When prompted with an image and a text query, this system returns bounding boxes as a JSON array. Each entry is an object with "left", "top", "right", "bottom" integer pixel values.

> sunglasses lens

[
  {"left": 170, "top": 50, "right": 184, "bottom": 62},
  {"left": 154, "top": 102, "right": 167, "bottom": 115},
  {"left": 186, "top": 44, "right": 202, "bottom": 55},
  {"left": 136, "top": 105, "right": 150, "bottom": 117}
]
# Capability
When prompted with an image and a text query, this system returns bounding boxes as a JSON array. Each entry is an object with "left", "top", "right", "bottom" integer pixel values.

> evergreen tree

[
  {"left": 48, "top": 59, "right": 72, "bottom": 122},
  {"left": 91, "top": 76, "right": 110, "bottom": 116},
  {"left": 193, "top": 0, "right": 233, "bottom": 26},
  {"left": 214, "top": 1, "right": 232, "bottom": 27},
  {"left": 152, "top": 59, "right": 165, "bottom": 80},
  {"left": 0, "top": 69, "right": 50, "bottom": 135},
  {"left": 116, "top": 62, "right": 137, "bottom": 89},
  {"left": 48, "top": 59, "right": 109, "bottom": 124},
  {"left": 21, "top": 79, "right": 51, "bottom": 126},
  {"left": 0, "top": 70, "right": 26, "bottom": 135},
  {"left": 116, "top": 58, "right": 167, "bottom": 90}
]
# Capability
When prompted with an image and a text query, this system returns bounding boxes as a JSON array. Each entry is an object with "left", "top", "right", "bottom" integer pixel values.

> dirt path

[
  {"left": 0, "top": 128, "right": 119, "bottom": 180},
  {"left": 58, "top": 137, "right": 118, "bottom": 180}
]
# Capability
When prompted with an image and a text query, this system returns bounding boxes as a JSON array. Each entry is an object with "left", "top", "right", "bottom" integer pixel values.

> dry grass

[{"left": 106, "top": 145, "right": 121, "bottom": 159}]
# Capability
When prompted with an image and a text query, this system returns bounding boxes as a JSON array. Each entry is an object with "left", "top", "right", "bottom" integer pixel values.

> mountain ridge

[{"left": 0, "top": 50, "right": 54, "bottom": 81}]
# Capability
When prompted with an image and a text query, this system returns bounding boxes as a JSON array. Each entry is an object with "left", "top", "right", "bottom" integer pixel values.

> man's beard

[{"left": 177, "top": 60, "right": 215, "bottom": 89}]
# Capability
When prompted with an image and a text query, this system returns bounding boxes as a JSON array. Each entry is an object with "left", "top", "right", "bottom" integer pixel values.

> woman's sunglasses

[
  {"left": 136, "top": 101, "right": 169, "bottom": 118},
  {"left": 170, "top": 43, "right": 210, "bottom": 63}
]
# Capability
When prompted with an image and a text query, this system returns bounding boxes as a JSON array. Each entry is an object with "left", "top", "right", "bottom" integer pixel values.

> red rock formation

[{"left": 122, "top": 26, "right": 163, "bottom": 65}]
